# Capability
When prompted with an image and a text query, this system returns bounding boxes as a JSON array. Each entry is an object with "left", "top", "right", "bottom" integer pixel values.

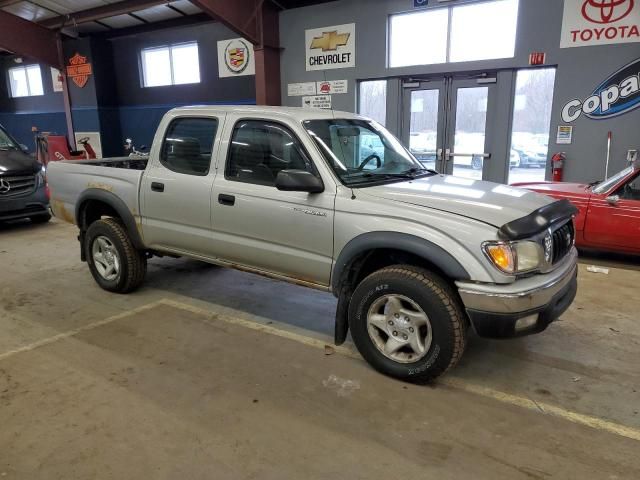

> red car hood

[{"left": 511, "top": 181, "right": 591, "bottom": 197}]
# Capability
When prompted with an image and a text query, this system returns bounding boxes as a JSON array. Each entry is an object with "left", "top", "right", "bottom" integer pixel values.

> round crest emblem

[{"left": 224, "top": 39, "right": 250, "bottom": 74}]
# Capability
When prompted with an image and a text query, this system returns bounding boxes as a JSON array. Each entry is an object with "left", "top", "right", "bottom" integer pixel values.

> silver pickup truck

[{"left": 47, "top": 106, "right": 578, "bottom": 382}]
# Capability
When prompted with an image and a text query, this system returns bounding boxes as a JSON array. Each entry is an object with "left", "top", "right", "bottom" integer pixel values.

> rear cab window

[{"left": 160, "top": 117, "right": 218, "bottom": 176}]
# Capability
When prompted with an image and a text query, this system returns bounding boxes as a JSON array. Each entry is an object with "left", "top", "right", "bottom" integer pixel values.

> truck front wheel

[
  {"left": 84, "top": 218, "right": 147, "bottom": 293},
  {"left": 348, "top": 265, "right": 467, "bottom": 382}
]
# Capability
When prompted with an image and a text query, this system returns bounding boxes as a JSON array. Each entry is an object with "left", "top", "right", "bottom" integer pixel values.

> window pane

[
  {"left": 226, "top": 121, "right": 313, "bottom": 186},
  {"left": 26, "top": 65, "right": 43, "bottom": 95},
  {"left": 508, "top": 68, "right": 556, "bottom": 185},
  {"left": 160, "top": 117, "right": 218, "bottom": 175},
  {"left": 389, "top": 9, "right": 448, "bottom": 68},
  {"left": 452, "top": 86, "right": 488, "bottom": 180},
  {"left": 142, "top": 47, "right": 172, "bottom": 87},
  {"left": 171, "top": 43, "right": 200, "bottom": 85},
  {"left": 450, "top": 0, "right": 519, "bottom": 62},
  {"left": 408, "top": 89, "right": 439, "bottom": 170},
  {"left": 9, "top": 67, "right": 29, "bottom": 97},
  {"left": 358, "top": 80, "right": 387, "bottom": 126}
]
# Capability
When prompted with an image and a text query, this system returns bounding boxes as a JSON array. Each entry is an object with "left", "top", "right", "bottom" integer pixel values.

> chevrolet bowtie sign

[{"left": 305, "top": 23, "right": 355, "bottom": 71}]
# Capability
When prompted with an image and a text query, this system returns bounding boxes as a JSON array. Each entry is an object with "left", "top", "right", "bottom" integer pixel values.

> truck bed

[{"left": 46, "top": 157, "right": 147, "bottom": 225}]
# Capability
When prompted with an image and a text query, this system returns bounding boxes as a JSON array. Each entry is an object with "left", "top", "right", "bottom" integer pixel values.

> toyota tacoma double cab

[{"left": 47, "top": 106, "right": 578, "bottom": 382}]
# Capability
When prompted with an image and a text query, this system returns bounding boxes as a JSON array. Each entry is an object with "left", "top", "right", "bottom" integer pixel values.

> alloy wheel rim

[
  {"left": 91, "top": 235, "right": 120, "bottom": 281},
  {"left": 366, "top": 294, "right": 433, "bottom": 364}
]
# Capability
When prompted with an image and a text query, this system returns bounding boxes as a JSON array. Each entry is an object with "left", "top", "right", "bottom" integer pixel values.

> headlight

[{"left": 483, "top": 240, "right": 542, "bottom": 274}]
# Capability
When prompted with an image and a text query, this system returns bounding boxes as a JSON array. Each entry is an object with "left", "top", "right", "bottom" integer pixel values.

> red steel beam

[
  {"left": 40, "top": 0, "right": 166, "bottom": 29},
  {"left": 190, "top": 0, "right": 261, "bottom": 45},
  {"left": 0, "top": 10, "right": 61, "bottom": 67}
]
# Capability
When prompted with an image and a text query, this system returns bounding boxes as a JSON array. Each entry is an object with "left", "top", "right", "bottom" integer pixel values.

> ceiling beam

[
  {"left": 0, "top": 10, "right": 60, "bottom": 67},
  {"left": 40, "top": 0, "right": 167, "bottom": 29},
  {"left": 190, "top": 0, "right": 262, "bottom": 45}
]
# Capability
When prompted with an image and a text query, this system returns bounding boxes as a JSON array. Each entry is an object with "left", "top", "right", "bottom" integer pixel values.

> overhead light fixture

[{"left": 13, "top": 57, "right": 23, "bottom": 64}]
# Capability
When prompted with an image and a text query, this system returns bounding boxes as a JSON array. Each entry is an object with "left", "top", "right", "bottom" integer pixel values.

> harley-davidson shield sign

[{"left": 66, "top": 53, "right": 92, "bottom": 88}]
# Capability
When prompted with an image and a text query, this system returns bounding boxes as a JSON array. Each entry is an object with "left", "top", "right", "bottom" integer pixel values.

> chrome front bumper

[{"left": 455, "top": 248, "right": 578, "bottom": 338}]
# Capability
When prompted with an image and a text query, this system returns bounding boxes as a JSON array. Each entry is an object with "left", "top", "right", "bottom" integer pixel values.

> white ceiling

[{"left": 1, "top": 1, "right": 203, "bottom": 34}]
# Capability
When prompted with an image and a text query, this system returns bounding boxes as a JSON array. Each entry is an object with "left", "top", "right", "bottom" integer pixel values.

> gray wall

[{"left": 279, "top": 0, "right": 640, "bottom": 183}]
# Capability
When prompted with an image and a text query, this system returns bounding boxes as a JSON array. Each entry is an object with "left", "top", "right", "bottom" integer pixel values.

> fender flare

[
  {"left": 331, "top": 231, "right": 471, "bottom": 294},
  {"left": 76, "top": 188, "right": 145, "bottom": 250}
]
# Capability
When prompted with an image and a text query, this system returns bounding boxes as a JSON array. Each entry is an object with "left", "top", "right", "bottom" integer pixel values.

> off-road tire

[
  {"left": 84, "top": 218, "right": 147, "bottom": 293},
  {"left": 348, "top": 265, "right": 467, "bottom": 383}
]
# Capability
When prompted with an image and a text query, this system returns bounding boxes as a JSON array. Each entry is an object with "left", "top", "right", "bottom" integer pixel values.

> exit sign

[
  {"left": 414, "top": 0, "right": 429, "bottom": 7},
  {"left": 529, "top": 52, "right": 546, "bottom": 65}
]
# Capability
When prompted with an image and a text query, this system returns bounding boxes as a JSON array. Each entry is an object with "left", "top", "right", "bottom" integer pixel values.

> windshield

[
  {"left": 593, "top": 166, "right": 634, "bottom": 194},
  {"left": 304, "top": 119, "right": 434, "bottom": 186},
  {"left": 0, "top": 127, "right": 19, "bottom": 151}
]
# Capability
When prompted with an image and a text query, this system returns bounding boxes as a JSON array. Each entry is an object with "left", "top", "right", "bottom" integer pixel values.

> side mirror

[
  {"left": 19, "top": 144, "right": 29, "bottom": 153},
  {"left": 275, "top": 169, "right": 324, "bottom": 193},
  {"left": 605, "top": 195, "right": 620, "bottom": 205}
]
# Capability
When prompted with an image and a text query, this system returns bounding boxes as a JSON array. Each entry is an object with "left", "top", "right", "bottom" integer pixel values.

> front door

[
  {"left": 401, "top": 74, "right": 498, "bottom": 181},
  {"left": 584, "top": 171, "right": 640, "bottom": 250},
  {"left": 210, "top": 116, "right": 335, "bottom": 287},
  {"left": 140, "top": 115, "right": 222, "bottom": 255}
]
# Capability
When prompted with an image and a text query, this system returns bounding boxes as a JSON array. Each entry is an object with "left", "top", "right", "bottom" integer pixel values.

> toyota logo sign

[
  {"left": 582, "top": 0, "right": 635, "bottom": 24},
  {"left": 561, "top": 0, "right": 639, "bottom": 48}
]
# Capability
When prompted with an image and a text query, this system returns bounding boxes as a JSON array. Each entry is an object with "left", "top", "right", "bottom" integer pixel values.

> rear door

[
  {"left": 584, "top": 171, "right": 640, "bottom": 250},
  {"left": 140, "top": 114, "right": 223, "bottom": 255},
  {"left": 210, "top": 115, "right": 335, "bottom": 287}
]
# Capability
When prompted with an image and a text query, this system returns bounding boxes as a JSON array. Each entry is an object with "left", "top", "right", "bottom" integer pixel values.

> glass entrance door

[{"left": 402, "top": 75, "right": 496, "bottom": 180}]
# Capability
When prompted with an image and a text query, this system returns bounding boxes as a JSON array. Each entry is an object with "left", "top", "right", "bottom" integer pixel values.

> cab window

[
  {"left": 160, "top": 117, "right": 218, "bottom": 176},
  {"left": 226, "top": 120, "right": 315, "bottom": 186}
]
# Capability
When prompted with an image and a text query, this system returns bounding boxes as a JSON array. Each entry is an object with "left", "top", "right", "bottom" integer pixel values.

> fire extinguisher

[{"left": 551, "top": 152, "right": 566, "bottom": 182}]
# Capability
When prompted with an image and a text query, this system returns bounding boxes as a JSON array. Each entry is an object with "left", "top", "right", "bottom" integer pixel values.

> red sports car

[{"left": 513, "top": 162, "right": 640, "bottom": 255}]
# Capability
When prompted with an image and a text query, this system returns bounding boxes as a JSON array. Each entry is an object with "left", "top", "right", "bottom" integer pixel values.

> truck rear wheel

[
  {"left": 348, "top": 265, "right": 467, "bottom": 382},
  {"left": 84, "top": 218, "right": 146, "bottom": 293}
]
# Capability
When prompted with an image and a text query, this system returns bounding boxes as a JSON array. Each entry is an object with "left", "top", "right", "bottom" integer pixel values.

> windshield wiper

[
  {"left": 400, "top": 167, "right": 438, "bottom": 176},
  {"left": 587, "top": 180, "right": 601, "bottom": 187}
]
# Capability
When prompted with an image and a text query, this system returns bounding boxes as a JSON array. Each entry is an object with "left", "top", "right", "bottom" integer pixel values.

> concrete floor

[{"left": 1, "top": 218, "right": 639, "bottom": 479}]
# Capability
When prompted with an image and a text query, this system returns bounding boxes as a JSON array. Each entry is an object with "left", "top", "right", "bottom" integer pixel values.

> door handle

[
  {"left": 151, "top": 182, "right": 164, "bottom": 192},
  {"left": 218, "top": 193, "right": 235, "bottom": 206}
]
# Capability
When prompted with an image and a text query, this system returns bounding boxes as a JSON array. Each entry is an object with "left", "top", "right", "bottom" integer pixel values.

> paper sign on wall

[
  {"left": 302, "top": 95, "right": 332, "bottom": 109},
  {"left": 50, "top": 68, "right": 63, "bottom": 92},
  {"left": 316, "top": 80, "right": 348, "bottom": 95},
  {"left": 305, "top": 23, "right": 356, "bottom": 71},
  {"left": 74, "top": 132, "right": 103, "bottom": 159},
  {"left": 217, "top": 37, "right": 255, "bottom": 78},
  {"left": 556, "top": 125, "right": 573, "bottom": 144},
  {"left": 288, "top": 82, "right": 316, "bottom": 96},
  {"left": 560, "top": 0, "right": 640, "bottom": 48}
]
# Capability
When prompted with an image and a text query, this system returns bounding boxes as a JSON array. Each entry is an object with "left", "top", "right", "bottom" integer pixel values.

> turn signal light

[{"left": 484, "top": 244, "right": 515, "bottom": 274}]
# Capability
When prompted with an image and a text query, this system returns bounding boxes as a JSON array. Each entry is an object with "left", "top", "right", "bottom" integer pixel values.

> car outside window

[
  {"left": 304, "top": 119, "right": 433, "bottom": 187},
  {"left": 226, "top": 120, "right": 315, "bottom": 187},
  {"left": 160, "top": 117, "right": 218, "bottom": 176}
]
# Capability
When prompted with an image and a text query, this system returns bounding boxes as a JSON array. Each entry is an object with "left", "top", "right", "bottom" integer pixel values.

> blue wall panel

[{"left": 0, "top": 111, "right": 67, "bottom": 151}]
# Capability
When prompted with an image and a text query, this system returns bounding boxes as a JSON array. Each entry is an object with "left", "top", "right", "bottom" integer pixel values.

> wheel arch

[
  {"left": 331, "top": 232, "right": 470, "bottom": 346},
  {"left": 76, "top": 189, "right": 144, "bottom": 250}
]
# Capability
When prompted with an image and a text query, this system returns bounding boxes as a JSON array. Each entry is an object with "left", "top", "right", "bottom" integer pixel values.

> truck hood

[
  {"left": 511, "top": 181, "right": 591, "bottom": 196},
  {"left": 0, "top": 149, "right": 41, "bottom": 175},
  {"left": 360, "top": 175, "right": 554, "bottom": 228}
]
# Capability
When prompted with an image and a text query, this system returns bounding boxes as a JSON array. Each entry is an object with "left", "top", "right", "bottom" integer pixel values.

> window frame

[
  {"left": 159, "top": 115, "right": 219, "bottom": 177},
  {"left": 140, "top": 41, "right": 200, "bottom": 88},
  {"left": 224, "top": 118, "right": 321, "bottom": 188},
  {"left": 7, "top": 64, "right": 44, "bottom": 98},
  {"left": 388, "top": 0, "right": 519, "bottom": 68}
]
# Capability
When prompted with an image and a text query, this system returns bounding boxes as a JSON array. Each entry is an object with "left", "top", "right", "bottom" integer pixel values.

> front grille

[
  {"left": 551, "top": 221, "right": 574, "bottom": 264},
  {"left": 0, "top": 174, "right": 37, "bottom": 197}
]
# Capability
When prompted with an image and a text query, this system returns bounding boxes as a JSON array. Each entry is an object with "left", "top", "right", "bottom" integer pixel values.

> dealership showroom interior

[{"left": 1, "top": 0, "right": 640, "bottom": 477}]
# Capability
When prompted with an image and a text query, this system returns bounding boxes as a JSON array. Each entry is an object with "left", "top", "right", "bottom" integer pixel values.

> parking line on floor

[
  {"left": 2, "top": 297, "right": 638, "bottom": 443},
  {"left": 0, "top": 300, "right": 166, "bottom": 362},
  {"left": 159, "top": 298, "right": 640, "bottom": 443}
]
